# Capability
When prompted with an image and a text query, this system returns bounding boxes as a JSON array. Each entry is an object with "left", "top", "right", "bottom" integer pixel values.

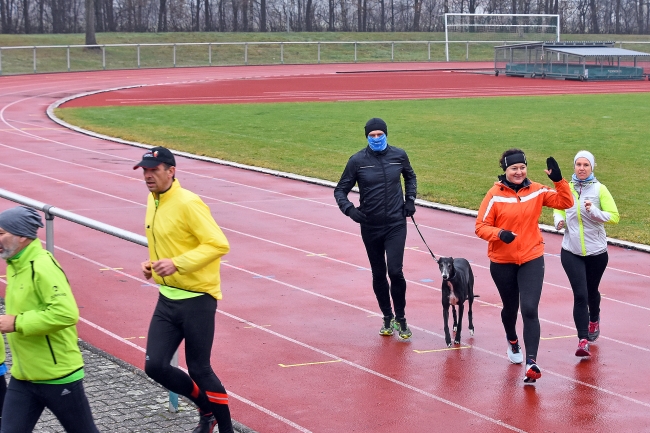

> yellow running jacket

[{"left": 145, "top": 179, "right": 230, "bottom": 300}]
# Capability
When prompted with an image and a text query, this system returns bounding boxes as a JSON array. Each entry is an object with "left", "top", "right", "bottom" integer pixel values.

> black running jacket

[{"left": 334, "top": 145, "right": 417, "bottom": 227}]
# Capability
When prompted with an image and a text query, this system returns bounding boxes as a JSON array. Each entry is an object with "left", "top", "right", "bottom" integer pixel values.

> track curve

[{"left": 1, "top": 63, "right": 650, "bottom": 433}]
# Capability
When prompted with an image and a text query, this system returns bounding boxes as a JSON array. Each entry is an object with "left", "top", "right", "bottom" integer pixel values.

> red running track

[{"left": 1, "top": 63, "right": 650, "bottom": 433}]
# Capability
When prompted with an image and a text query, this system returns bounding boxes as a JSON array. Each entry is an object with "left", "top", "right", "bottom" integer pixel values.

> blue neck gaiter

[
  {"left": 367, "top": 134, "right": 387, "bottom": 152},
  {"left": 572, "top": 173, "right": 595, "bottom": 183}
]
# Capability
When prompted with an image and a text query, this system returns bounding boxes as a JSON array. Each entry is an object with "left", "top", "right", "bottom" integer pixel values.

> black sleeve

[
  {"left": 334, "top": 155, "right": 358, "bottom": 215},
  {"left": 402, "top": 151, "right": 417, "bottom": 199}
]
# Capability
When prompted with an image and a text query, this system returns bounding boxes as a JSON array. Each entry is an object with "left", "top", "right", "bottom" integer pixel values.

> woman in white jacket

[{"left": 554, "top": 150, "right": 619, "bottom": 358}]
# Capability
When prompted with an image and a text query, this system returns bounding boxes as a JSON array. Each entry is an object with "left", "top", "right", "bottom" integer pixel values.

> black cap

[
  {"left": 133, "top": 147, "right": 176, "bottom": 170},
  {"left": 364, "top": 118, "right": 388, "bottom": 137}
]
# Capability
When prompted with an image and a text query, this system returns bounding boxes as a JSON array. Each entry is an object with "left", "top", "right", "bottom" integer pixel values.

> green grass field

[
  {"left": 56, "top": 93, "right": 650, "bottom": 244},
  {"left": 2, "top": 32, "right": 649, "bottom": 74}
]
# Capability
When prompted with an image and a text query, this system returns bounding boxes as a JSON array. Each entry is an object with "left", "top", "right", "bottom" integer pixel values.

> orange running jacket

[{"left": 475, "top": 178, "right": 573, "bottom": 265}]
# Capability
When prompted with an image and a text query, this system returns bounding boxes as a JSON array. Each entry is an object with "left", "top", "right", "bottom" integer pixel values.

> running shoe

[
  {"left": 507, "top": 339, "right": 524, "bottom": 364},
  {"left": 192, "top": 411, "right": 217, "bottom": 433},
  {"left": 523, "top": 359, "right": 542, "bottom": 383},
  {"left": 588, "top": 319, "right": 600, "bottom": 342},
  {"left": 575, "top": 339, "right": 591, "bottom": 357},
  {"left": 379, "top": 316, "right": 395, "bottom": 336},
  {"left": 392, "top": 318, "right": 412, "bottom": 340}
]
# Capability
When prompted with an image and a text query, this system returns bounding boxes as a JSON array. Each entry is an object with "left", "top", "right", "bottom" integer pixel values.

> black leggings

[
  {"left": 145, "top": 294, "right": 233, "bottom": 433},
  {"left": 490, "top": 256, "right": 545, "bottom": 361},
  {"left": 561, "top": 249, "right": 608, "bottom": 340},
  {"left": 1, "top": 378, "right": 98, "bottom": 433},
  {"left": 361, "top": 221, "right": 407, "bottom": 319},
  {"left": 0, "top": 375, "right": 5, "bottom": 429}
]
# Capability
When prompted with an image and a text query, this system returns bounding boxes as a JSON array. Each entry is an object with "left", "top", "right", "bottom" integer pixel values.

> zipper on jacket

[
  {"left": 150, "top": 194, "right": 168, "bottom": 286},
  {"left": 378, "top": 152, "right": 388, "bottom": 224},
  {"left": 45, "top": 336, "right": 58, "bottom": 364}
]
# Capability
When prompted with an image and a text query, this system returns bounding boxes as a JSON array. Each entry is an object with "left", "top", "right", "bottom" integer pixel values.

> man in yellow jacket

[{"left": 134, "top": 147, "right": 233, "bottom": 433}]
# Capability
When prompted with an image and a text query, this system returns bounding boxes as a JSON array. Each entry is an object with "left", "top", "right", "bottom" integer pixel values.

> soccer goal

[{"left": 444, "top": 13, "right": 560, "bottom": 62}]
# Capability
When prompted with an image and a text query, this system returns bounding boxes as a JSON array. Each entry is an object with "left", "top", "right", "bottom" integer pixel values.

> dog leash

[{"left": 410, "top": 215, "right": 438, "bottom": 263}]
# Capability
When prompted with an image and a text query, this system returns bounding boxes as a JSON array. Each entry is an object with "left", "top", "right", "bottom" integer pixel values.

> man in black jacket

[{"left": 334, "top": 118, "right": 418, "bottom": 339}]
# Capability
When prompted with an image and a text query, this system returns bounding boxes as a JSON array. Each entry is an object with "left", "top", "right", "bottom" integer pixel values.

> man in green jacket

[
  {"left": 0, "top": 206, "right": 99, "bottom": 433},
  {"left": 134, "top": 147, "right": 233, "bottom": 433}
]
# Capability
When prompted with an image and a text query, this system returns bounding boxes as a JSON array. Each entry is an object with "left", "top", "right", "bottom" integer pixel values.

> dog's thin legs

[
  {"left": 468, "top": 298, "right": 475, "bottom": 336},
  {"left": 454, "top": 304, "right": 464, "bottom": 345},
  {"left": 442, "top": 304, "right": 452, "bottom": 347},
  {"left": 451, "top": 305, "right": 458, "bottom": 332}
]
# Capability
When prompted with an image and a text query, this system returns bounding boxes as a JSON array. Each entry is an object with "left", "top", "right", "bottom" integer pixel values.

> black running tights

[
  {"left": 490, "top": 256, "right": 545, "bottom": 361},
  {"left": 1, "top": 378, "right": 98, "bottom": 433},
  {"left": 561, "top": 249, "right": 608, "bottom": 340},
  {"left": 145, "top": 294, "right": 233, "bottom": 433},
  {"left": 361, "top": 221, "right": 408, "bottom": 319}
]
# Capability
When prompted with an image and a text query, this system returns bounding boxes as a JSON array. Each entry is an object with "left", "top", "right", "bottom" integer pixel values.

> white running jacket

[{"left": 553, "top": 179, "right": 619, "bottom": 256}]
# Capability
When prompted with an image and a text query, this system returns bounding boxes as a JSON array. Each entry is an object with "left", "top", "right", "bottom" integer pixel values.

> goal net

[{"left": 444, "top": 13, "right": 560, "bottom": 61}]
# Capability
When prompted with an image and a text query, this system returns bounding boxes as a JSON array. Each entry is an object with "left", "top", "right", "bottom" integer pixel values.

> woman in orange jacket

[{"left": 476, "top": 149, "right": 573, "bottom": 383}]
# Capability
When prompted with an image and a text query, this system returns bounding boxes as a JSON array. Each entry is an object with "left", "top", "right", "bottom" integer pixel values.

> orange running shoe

[{"left": 524, "top": 359, "right": 542, "bottom": 383}]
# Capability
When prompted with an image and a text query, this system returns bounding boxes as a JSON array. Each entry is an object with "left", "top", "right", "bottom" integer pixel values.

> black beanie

[{"left": 364, "top": 118, "right": 388, "bottom": 137}]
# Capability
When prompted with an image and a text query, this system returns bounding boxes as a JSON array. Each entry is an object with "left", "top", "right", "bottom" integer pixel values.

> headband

[{"left": 502, "top": 152, "right": 527, "bottom": 170}]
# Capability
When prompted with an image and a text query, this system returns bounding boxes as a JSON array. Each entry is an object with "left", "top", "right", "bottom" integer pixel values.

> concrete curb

[{"left": 47, "top": 88, "right": 650, "bottom": 255}]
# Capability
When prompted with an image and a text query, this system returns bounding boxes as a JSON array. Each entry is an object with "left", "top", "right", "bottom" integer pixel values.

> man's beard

[{"left": 0, "top": 235, "right": 20, "bottom": 260}]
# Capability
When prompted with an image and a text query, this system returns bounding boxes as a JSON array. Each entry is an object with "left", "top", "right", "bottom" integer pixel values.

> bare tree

[
  {"left": 339, "top": 0, "right": 348, "bottom": 30},
  {"left": 305, "top": 0, "right": 312, "bottom": 30},
  {"left": 589, "top": 0, "right": 599, "bottom": 32},
  {"left": 37, "top": 0, "right": 44, "bottom": 32},
  {"left": 22, "top": 0, "right": 29, "bottom": 33},
  {"left": 207, "top": 0, "right": 212, "bottom": 30},
  {"left": 191, "top": 0, "right": 200, "bottom": 30},
  {"left": 157, "top": 0, "right": 166, "bottom": 30},
  {"left": 85, "top": 0, "right": 97, "bottom": 44},
  {"left": 413, "top": 0, "right": 422, "bottom": 30},
  {"left": 231, "top": 0, "right": 238, "bottom": 30},
  {"left": 260, "top": 0, "right": 266, "bottom": 30},
  {"left": 328, "top": 0, "right": 334, "bottom": 30}
]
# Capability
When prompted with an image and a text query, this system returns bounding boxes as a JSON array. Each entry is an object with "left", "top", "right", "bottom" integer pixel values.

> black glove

[
  {"left": 498, "top": 230, "right": 516, "bottom": 244},
  {"left": 546, "top": 157, "right": 563, "bottom": 182},
  {"left": 403, "top": 199, "right": 416, "bottom": 217},
  {"left": 346, "top": 207, "right": 367, "bottom": 224}
]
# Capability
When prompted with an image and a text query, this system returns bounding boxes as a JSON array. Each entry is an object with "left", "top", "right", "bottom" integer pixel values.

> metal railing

[
  {"left": 2, "top": 39, "right": 648, "bottom": 75},
  {"left": 1, "top": 39, "right": 648, "bottom": 75},
  {"left": 0, "top": 188, "right": 179, "bottom": 412}
]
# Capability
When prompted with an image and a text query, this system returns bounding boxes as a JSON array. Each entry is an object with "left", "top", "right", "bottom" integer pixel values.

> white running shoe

[{"left": 507, "top": 340, "right": 523, "bottom": 364}]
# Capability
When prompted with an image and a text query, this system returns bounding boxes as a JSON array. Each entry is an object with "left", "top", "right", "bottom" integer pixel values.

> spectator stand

[{"left": 494, "top": 41, "right": 650, "bottom": 81}]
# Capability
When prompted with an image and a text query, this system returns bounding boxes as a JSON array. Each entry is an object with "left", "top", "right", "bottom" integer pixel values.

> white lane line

[
  {"left": 22, "top": 124, "right": 650, "bottom": 283},
  {"left": 222, "top": 226, "right": 650, "bottom": 338},
  {"left": 2, "top": 105, "right": 340, "bottom": 212},
  {"left": 3, "top": 85, "right": 650, "bottom": 277},
  {"left": 0, "top": 162, "right": 143, "bottom": 206},
  {"left": 16, "top": 244, "right": 523, "bottom": 430},
  {"left": 223, "top": 263, "right": 650, "bottom": 408},
  {"left": 77, "top": 317, "right": 313, "bottom": 433},
  {"left": 0, "top": 154, "right": 650, "bottom": 318},
  {"left": 6, "top": 226, "right": 650, "bottom": 416},
  {"left": 21, "top": 245, "right": 313, "bottom": 433},
  {"left": 7, "top": 125, "right": 648, "bottom": 285},
  {"left": 217, "top": 309, "right": 527, "bottom": 433},
  {"left": 27, "top": 244, "right": 515, "bottom": 430}
]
